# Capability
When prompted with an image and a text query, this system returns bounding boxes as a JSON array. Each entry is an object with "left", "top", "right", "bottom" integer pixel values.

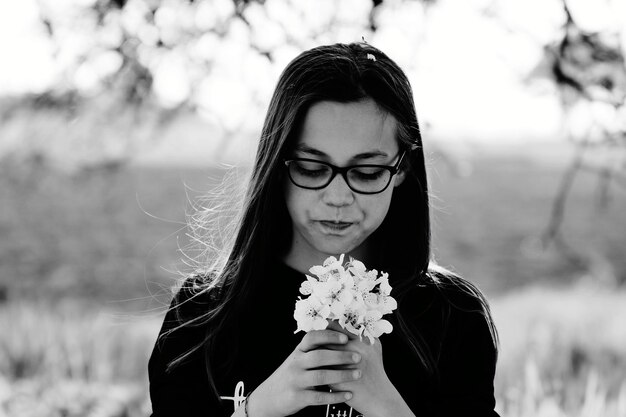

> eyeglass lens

[{"left": 288, "top": 160, "right": 392, "bottom": 193}]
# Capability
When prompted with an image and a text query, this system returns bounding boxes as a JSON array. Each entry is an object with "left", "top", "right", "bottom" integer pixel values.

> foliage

[
  {"left": 527, "top": 0, "right": 626, "bottom": 274},
  {"left": 2, "top": 0, "right": 435, "bottom": 172},
  {"left": 29, "top": 0, "right": 398, "bottom": 107},
  {"left": 0, "top": 302, "right": 157, "bottom": 417},
  {"left": 1, "top": 285, "right": 625, "bottom": 416}
]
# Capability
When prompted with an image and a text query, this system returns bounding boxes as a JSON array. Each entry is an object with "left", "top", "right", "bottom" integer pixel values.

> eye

[
  {"left": 349, "top": 167, "right": 387, "bottom": 181},
  {"left": 293, "top": 161, "right": 330, "bottom": 177}
]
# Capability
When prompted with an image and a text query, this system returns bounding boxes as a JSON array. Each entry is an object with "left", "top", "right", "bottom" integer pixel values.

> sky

[{"left": 0, "top": 0, "right": 625, "bottom": 165}]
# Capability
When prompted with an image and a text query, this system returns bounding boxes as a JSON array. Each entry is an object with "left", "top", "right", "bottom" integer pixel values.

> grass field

[
  {"left": 1, "top": 144, "right": 625, "bottom": 416},
  {"left": 1, "top": 286, "right": 624, "bottom": 416},
  {"left": 3, "top": 143, "right": 624, "bottom": 302}
]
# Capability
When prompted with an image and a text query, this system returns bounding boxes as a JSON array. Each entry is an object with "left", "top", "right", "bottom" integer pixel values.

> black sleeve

[
  {"left": 438, "top": 309, "right": 500, "bottom": 417},
  {"left": 148, "top": 280, "right": 228, "bottom": 417}
]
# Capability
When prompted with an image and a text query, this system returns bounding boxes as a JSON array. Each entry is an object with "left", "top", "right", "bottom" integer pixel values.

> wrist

[
  {"left": 371, "top": 387, "right": 416, "bottom": 417},
  {"left": 246, "top": 388, "right": 277, "bottom": 417}
]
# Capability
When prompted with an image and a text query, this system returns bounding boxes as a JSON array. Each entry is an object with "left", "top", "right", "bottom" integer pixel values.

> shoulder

[
  {"left": 150, "top": 272, "right": 226, "bottom": 354},
  {"left": 431, "top": 264, "right": 499, "bottom": 350},
  {"left": 168, "top": 272, "right": 226, "bottom": 323},
  {"left": 403, "top": 263, "right": 499, "bottom": 350},
  {"left": 150, "top": 273, "right": 225, "bottom": 364},
  {"left": 425, "top": 270, "right": 500, "bottom": 415},
  {"left": 149, "top": 273, "right": 227, "bottom": 415},
  {"left": 426, "top": 264, "right": 492, "bottom": 313},
  {"left": 173, "top": 272, "right": 223, "bottom": 303}
]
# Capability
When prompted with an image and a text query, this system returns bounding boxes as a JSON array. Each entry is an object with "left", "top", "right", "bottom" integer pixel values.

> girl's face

[{"left": 283, "top": 98, "right": 405, "bottom": 271}]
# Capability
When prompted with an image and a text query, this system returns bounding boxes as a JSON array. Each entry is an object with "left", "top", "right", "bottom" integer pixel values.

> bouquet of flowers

[{"left": 293, "top": 254, "right": 397, "bottom": 345}]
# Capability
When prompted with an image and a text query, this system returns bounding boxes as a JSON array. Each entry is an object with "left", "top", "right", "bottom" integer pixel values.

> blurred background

[{"left": 1, "top": 0, "right": 625, "bottom": 416}]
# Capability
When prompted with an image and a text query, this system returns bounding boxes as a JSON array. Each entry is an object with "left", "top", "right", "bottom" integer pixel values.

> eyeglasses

[{"left": 283, "top": 151, "right": 406, "bottom": 195}]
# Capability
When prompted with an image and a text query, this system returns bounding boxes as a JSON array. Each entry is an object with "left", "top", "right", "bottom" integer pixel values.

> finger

[
  {"left": 303, "top": 389, "right": 353, "bottom": 406},
  {"left": 303, "top": 368, "right": 361, "bottom": 388},
  {"left": 328, "top": 382, "right": 351, "bottom": 392},
  {"left": 304, "top": 349, "right": 361, "bottom": 369},
  {"left": 325, "top": 321, "right": 358, "bottom": 340},
  {"left": 298, "top": 330, "right": 348, "bottom": 353}
]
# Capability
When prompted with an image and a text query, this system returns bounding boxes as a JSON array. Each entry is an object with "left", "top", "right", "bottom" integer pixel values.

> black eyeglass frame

[{"left": 283, "top": 150, "right": 407, "bottom": 195}]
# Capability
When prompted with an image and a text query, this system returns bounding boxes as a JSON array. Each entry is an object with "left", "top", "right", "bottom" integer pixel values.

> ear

[{"left": 393, "top": 169, "right": 406, "bottom": 187}]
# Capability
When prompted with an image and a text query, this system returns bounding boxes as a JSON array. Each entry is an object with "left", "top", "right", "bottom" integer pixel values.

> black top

[{"left": 148, "top": 260, "right": 499, "bottom": 417}]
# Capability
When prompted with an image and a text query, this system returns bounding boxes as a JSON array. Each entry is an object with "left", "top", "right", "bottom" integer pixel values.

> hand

[
  {"left": 248, "top": 329, "right": 363, "bottom": 417},
  {"left": 324, "top": 321, "right": 402, "bottom": 417}
]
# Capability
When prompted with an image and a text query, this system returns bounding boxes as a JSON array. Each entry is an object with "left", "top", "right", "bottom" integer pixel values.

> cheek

[
  {"left": 360, "top": 190, "right": 393, "bottom": 227},
  {"left": 284, "top": 184, "right": 310, "bottom": 221}
]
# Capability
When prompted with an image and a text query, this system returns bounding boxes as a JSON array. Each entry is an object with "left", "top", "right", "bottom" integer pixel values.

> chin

[{"left": 313, "top": 238, "right": 363, "bottom": 258}]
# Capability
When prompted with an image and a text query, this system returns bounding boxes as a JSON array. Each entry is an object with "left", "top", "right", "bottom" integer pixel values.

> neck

[{"left": 282, "top": 242, "right": 371, "bottom": 275}]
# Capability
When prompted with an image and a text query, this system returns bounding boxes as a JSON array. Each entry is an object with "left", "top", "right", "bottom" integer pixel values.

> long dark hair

[{"left": 160, "top": 42, "right": 498, "bottom": 403}]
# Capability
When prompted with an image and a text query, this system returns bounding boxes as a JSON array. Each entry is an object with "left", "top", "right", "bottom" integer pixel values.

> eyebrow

[{"left": 294, "top": 144, "right": 388, "bottom": 161}]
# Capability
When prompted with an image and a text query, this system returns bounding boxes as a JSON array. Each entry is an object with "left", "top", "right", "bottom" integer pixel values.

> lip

[
  {"left": 319, "top": 220, "right": 354, "bottom": 224},
  {"left": 318, "top": 220, "right": 354, "bottom": 234}
]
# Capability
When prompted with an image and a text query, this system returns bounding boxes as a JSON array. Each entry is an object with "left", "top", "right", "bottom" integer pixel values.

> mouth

[{"left": 318, "top": 220, "right": 354, "bottom": 233}]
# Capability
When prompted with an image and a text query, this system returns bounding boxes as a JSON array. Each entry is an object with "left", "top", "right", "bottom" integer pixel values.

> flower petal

[
  {"left": 299, "top": 281, "right": 312, "bottom": 295},
  {"left": 309, "top": 265, "right": 328, "bottom": 276},
  {"left": 374, "top": 319, "right": 393, "bottom": 336},
  {"left": 312, "top": 317, "right": 329, "bottom": 330}
]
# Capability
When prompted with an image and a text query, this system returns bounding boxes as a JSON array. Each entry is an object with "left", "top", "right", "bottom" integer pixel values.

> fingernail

[
  {"left": 353, "top": 370, "right": 361, "bottom": 379},
  {"left": 340, "top": 335, "right": 348, "bottom": 343},
  {"left": 345, "top": 392, "right": 352, "bottom": 400},
  {"left": 352, "top": 353, "right": 361, "bottom": 363}
]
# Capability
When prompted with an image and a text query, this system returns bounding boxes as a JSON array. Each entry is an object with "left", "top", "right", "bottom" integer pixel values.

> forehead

[{"left": 296, "top": 99, "right": 398, "bottom": 161}]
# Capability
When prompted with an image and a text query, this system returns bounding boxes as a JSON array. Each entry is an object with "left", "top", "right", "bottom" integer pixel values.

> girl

[{"left": 149, "top": 42, "right": 499, "bottom": 417}]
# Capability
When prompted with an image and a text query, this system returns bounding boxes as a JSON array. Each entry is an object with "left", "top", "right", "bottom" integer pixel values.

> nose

[{"left": 321, "top": 173, "right": 354, "bottom": 207}]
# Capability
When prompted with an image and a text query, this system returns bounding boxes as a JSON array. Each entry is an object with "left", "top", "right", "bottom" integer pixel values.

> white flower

[
  {"left": 376, "top": 272, "right": 392, "bottom": 296},
  {"left": 309, "top": 265, "right": 328, "bottom": 277},
  {"left": 299, "top": 275, "right": 318, "bottom": 295},
  {"left": 347, "top": 286, "right": 365, "bottom": 307},
  {"left": 338, "top": 303, "right": 367, "bottom": 336},
  {"left": 293, "top": 296, "right": 331, "bottom": 333},
  {"left": 362, "top": 310, "right": 393, "bottom": 344},
  {"left": 363, "top": 293, "right": 379, "bottom": 309},
  {"left": 324, "top": 254, "right": 345, "bottom": 267},
  {"left": 309, "top": 254, "right": 346, "bottom": 282},
  {"left": 299, "top": 281, "right": 312, "bottom": 295},
  {"left": 379, "top": 294, "right": 397, "bottom": 315},
  {"left": 311, "top": 273, "right": 354, "bottom": 317},
  {"left": 294, "top": 254, "right": 397, "bottom": 341},
  {"left": 366, "top": 269, "right": 379, "bottom": 281},
  {"left": 352, "top": 277, "right": 370, "bottom": 293},
  {"left": 347, "top": 259, "right": 366, "bottom": 277}
]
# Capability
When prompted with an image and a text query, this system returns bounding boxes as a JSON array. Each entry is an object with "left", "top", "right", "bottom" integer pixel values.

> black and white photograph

[{"left": 1, "top": 0, "right": 625, "bottom": 416}]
